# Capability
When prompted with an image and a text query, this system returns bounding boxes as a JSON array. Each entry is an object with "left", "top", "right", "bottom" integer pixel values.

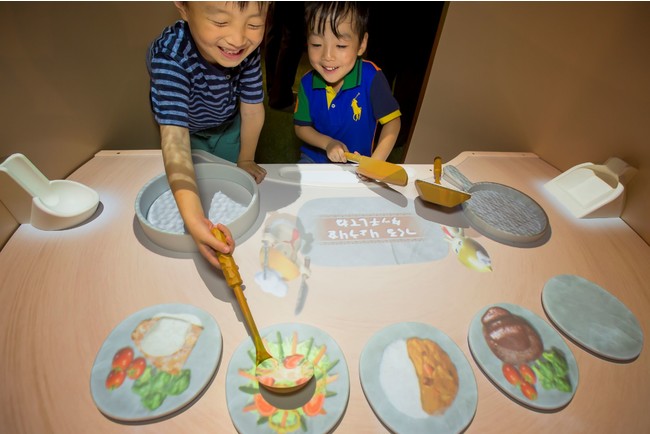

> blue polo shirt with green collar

[{"left": 294, "top": 58, "right": 401, "bottom": 163}]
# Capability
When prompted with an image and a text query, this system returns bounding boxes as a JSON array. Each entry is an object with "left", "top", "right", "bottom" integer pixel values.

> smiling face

[
  {"left": 175, "top": 1, "right": 268, "bottom": 68},
  {"left": 307, "top": 13, "right": 368, "bottom": 91}
]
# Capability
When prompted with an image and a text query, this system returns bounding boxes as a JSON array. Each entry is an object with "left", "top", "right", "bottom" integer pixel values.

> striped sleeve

[
  {"left": 238, "top": 47, "right": 264, "bottom": 104},
  {"left": 149, "top": 52, "right": 192, "bottom": 128}
]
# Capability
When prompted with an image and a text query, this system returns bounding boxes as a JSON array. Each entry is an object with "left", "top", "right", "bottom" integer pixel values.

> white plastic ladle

[{"left": 0, "top": 153, "right": 99, "bottom": 230}]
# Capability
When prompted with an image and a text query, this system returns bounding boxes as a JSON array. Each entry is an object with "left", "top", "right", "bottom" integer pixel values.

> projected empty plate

[
  {"left": 225, "top": 323, "right": 349, "bottom": 434},
  {"left": 360, "top": 322, "right": 477, "bottom": 433},
  {"left": 90, "top": 304, "right": 222, "bottom": 422},
  {"left": 542, "top": 274, "right": 643, "bottom": 361},
  {"left": 468, "top": 303, "right": 578, "bottom": 411}
]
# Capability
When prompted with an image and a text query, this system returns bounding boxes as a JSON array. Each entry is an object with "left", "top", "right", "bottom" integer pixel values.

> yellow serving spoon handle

[
  {"left": 434, "top": 156, "right": 442, "bottom": 184},
  {"left": 211, "top": 228, "right": 272, "bottom": 365}
]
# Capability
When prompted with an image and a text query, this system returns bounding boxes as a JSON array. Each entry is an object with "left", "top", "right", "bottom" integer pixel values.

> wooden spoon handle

[
  {"left": 434, "top": 156, "right": 442, "bottom": 185},
  {"left": 231, "top": 283, "right": 272, "bottom": 365},
  {"left": 343, "top": 152, "right": 361, "bottom": 163},
  {"left": 212, "top": 228, "right": 272, "bottom": 364}
]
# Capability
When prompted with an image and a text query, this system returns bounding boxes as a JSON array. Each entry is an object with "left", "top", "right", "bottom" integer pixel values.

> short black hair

[
  {"left": 305, "top": 2, "right": 369, "bottom": 41},
  {"left": 234, "top": 1, "right": 267, "bottom": 12}
]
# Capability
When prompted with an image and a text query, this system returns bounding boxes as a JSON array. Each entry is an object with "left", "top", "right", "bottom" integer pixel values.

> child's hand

[
  {"left": 188, "top": 219, "right": 234, "bottom": 269},
  {"left": 325, "top": 140, "right": 349, "bottom": 162},
  {"left": 238, "top": 160, "right": 267, "bottom": 184}
]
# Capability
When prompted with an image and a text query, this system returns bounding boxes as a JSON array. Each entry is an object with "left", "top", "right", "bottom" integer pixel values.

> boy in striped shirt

[{"left": 147, "top": 2, "right": 268, "bottom": 268}]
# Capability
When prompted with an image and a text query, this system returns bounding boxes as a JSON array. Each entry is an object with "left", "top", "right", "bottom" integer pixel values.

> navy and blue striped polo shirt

[{"left": 147, "top": 20, "right": 264, "bottom": 133}]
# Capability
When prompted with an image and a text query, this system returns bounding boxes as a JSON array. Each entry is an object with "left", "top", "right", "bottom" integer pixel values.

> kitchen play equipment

[
  {"left": 135, "top": 159, "right": 259, "bottom": 252},
  {"left": 344, "top": 152, "right": 408, "bottom": 186},
  {"left": 0, "top": 153, "right": 99, "bottom": 230},
  {"left": 212, "top": 228, "right": 314, "bottom": 394},
  {"left": 443, "top": 165, "right": 549, "bottom": 246},
  {"left": 415, "top": 156, "right": 471, "bottom": 207},
  {"left": 544, "top": 157, "right": 636, "bottom": 218}
]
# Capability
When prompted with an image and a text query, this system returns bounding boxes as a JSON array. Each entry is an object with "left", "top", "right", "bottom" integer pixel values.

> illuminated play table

[{"left": 1, "top": 150, "right": 649, "bottom": 433}]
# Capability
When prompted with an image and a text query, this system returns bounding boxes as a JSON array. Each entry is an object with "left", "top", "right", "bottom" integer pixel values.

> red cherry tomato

[
  {"left": 283, "top": 354, "right": 305, "bottom": 369},
  {"left": 105, "top": 369, "right": 126, "bottom": 390},
  {"left": 257, "top": 376, "right": 275, "bottom": 387},
  {"left": 519, "top": 364, "right": 537, "bottom": 385},
  {"left": 302, "top": 393, "right": 325, "bottom": 417},
  {"left": 111, "top": 347, "right": 134, "bottom": 372},
  {"left": 520, "top": 381, "right": 538, "bottom": 400},
  {"left": 126, "top": 357, "right": 147, "bottom": 380},
  {"left": 502, "top": 364, "right": 522, "bottom": 386}
]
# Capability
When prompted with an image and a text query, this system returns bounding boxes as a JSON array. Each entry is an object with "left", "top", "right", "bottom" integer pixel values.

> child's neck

[{"left": 327, "top": 80, "right": 344, "bottom": 94}]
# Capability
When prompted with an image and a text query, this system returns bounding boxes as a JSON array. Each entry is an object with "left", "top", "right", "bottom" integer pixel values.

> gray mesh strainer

[{"left": 443, "top": 165, "right": 549, "bottom": 245}]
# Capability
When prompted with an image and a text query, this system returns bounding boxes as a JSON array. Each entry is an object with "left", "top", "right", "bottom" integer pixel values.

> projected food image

[
  {"left": 379, "top": 337, "right": 459, "bottom": 418},
  {"left": 481, "top": 306, "right": 573, "bottom": 401},
  {"left": 236, "top": 331, "right": 341, "bottom": 433},
  {"left": 103, "top": 312, "right": 203, "bottom": 411}
]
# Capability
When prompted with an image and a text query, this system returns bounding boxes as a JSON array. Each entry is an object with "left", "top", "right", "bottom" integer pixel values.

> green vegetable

[
  {"left": 151, "top": 370, "right": 172, "bottom": 390},
  {"left": 531, "top": 347, "right": 572, "bottom": 393},
  {"left": 130, "top": 367, "right": 193, "bottom": 411},
  {"left": 132, "top": 366, "right": 154, "bottom": 397},
  {"left": 276, "top": 331, "right": 285, "bottom": 360},
  {"left": 142, "top": 391, "right": 166, "bottom": 411},
  {"left": 239, "top": 385, "right": 259, "bottom": 394},
  {"left": 166, "top": 370, "right": 191, "bottom": 396}
]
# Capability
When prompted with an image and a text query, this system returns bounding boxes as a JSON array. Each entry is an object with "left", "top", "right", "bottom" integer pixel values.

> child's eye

[
  {"left": 210, "top": 20, "right": 228, "bottom": 27},
  {"left": 337, "top": 45, "right": 349, "bottom": 49},
  {"left": 248, "top": 24, "right": 263, "bottom": 30},
  {"left": 310, "top": 43, "right": 322, "bottom": 48}
]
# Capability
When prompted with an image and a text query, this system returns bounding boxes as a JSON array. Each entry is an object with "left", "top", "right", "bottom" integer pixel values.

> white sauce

[{"left": 140, "top": 313, "right": 202, "bottom": 357}]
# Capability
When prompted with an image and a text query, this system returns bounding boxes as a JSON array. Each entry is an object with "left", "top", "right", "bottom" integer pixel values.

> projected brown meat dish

[
  {"left": 406, "top": 338, "right": 459, "bottom": 415},
  {"left": 481, "top": 307, "right": 543, "bottom": 365}
]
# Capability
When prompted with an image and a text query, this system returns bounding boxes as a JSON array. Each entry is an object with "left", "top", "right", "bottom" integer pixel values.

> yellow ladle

[{"left": 212, "top": 228, "right": 314, "bottom": 394}]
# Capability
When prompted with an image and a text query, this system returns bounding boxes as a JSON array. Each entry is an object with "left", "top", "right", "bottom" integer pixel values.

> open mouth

[
  {"left": 220, "top": 47, "right": 245, "bottom": 59},
  {"left": 322, "top": 66, "right": 339, "bottom": 72}
]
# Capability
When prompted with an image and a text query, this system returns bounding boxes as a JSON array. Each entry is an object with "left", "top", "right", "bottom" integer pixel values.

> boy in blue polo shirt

[
  {"left": 147, "top": 1, "right": 268, "bottom": 268},
  {"left": 294, "top": 2, "right": 401, "bottom": 164}
]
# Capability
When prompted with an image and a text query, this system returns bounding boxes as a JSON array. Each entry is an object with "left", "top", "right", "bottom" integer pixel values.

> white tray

[{"left": 544, "top": 157, "right": 635, "bottom": 218}]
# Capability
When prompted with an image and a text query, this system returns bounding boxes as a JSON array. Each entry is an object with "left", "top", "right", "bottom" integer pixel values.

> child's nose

[
  {"left": 322, "top": 44, "right": 335, "bottom": 61},
  {"left": 227, "top": 28, "right": 247, "bottom": 48}
]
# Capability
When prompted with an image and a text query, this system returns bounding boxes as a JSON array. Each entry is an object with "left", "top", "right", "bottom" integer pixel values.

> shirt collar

[{"left": 312, "top": 57, "right": 363, "bottom": 91}]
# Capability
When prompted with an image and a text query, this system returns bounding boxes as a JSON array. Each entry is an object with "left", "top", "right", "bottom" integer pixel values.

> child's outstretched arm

[
  {"left": 159, "top": 125, "right": 234, "bottom": 269},
  {"left": 371, "top": 117, "right": 401, "bottom": 161},
  {"left": 238, "top": 102, "right": 267, "bottom": 183},
  {"left": 294, "top": 124, "right": 350, "bottom": 163}
]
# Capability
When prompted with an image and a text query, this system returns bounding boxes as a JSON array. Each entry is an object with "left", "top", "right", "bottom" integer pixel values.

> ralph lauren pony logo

[{"left": 351, "top": 93, "right": 362, "bottom": 121}]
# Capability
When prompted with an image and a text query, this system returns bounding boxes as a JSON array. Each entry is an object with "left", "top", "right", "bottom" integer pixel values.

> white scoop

[
  {"left": 0, "top": 153, "right": 99, "bottom": 230},
  {"left": 545, "top": 157, "right": 636, "bottom": 219}
]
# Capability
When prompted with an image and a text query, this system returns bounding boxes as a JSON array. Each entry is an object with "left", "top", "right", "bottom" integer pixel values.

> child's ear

[
  {"left": 174, "top": 1, "right": 189, "bottom": 21},
  {"left": 357, "top": 32, "right": 369, "bottom": 57}
]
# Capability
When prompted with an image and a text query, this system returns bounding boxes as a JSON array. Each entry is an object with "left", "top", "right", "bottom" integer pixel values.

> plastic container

[
  {"left": 544, "top": 157, "right": 636, "bottom": 218},
  {"left": 0, "top": 153, "right": 100, "bottom": 230},
  {"left": 135, "top": 160, "right": 260, "bottom": 252}
]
